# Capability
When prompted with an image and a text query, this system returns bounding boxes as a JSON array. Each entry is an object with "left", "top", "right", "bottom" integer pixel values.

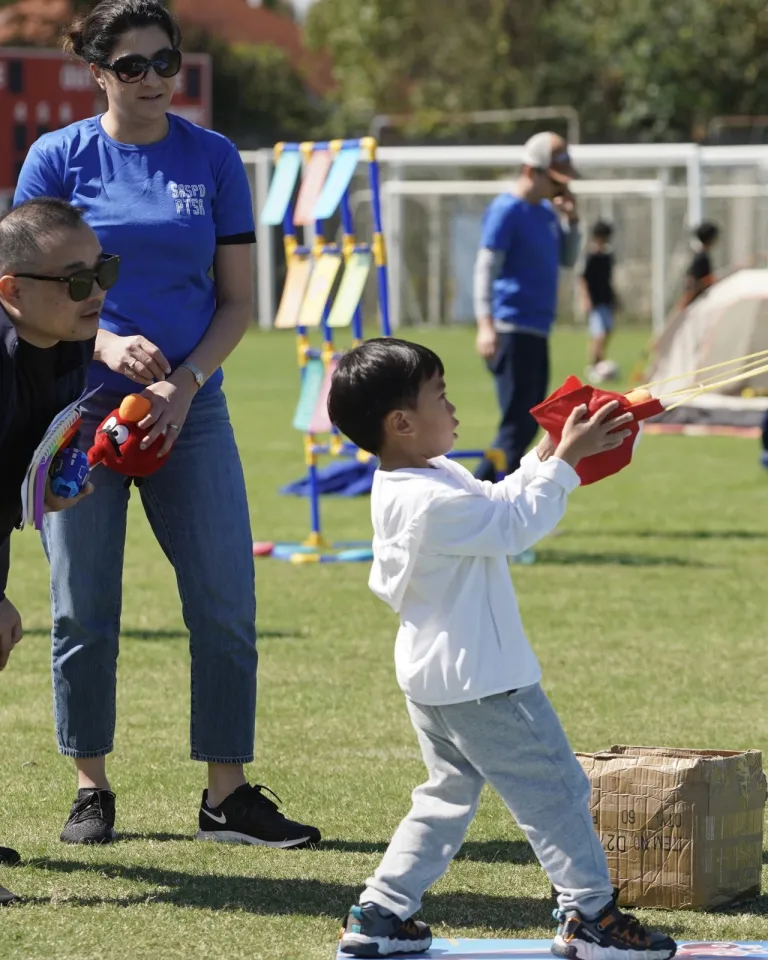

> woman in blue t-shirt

[{"left": 15, "top": 0, "right": 319, "bottom": 850}]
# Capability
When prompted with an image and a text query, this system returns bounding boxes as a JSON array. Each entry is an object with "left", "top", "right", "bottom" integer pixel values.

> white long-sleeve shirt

[{"left": 369, "top": 451, "right": 581, "bottom": 705}]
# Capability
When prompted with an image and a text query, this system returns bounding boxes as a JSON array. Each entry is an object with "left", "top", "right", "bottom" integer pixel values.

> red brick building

[
  {"left": 0, "top": 0, "right": 72, "bottom": 45},
  {"left": 0, "top": 0, "right": 332, "bottom": 95},
  {"left": 173, "top": 0, "right": 332, "bottom": 95}
]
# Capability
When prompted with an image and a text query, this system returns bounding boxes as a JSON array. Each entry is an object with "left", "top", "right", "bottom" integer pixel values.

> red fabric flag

[{"left": 530, "top": 376, "right": 664, "bottom": 485}]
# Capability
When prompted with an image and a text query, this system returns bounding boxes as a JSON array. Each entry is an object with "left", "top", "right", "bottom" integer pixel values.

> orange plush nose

[{"left": 119, "top": 394, "right": 152, "bottom": 422}]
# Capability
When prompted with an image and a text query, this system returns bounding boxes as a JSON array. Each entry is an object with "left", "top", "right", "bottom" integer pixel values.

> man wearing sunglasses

[
  {"left": 0, "top": 196, "right": 116, "bottom": 886},
  {"left": 472, "top": 132, "right": 581, "bottom": 556},
  {"left": 0, "top": 193, "right": 115, "bottom": 653},
  {"left": 0, "top": 197, "right": 115, "bottom": 900}
]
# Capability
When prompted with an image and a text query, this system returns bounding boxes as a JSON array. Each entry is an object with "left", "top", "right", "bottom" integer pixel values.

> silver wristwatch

[{"left": 180, "top": 360, "right": 205, "bottom": 390}]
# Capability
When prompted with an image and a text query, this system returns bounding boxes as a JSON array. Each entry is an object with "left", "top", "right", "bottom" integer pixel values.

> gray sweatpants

[{"left": 361, "top": 683, "right": 613, "bottom": 919}]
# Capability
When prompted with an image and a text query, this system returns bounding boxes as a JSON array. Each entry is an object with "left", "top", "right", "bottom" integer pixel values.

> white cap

[{"left": 521, "top": 131, "right": 580, "bottom": 182}]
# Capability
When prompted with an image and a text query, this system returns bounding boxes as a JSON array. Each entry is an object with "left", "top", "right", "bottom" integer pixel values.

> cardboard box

[{"left": 576, "top": 745, "right": 767, "bottom": 910}]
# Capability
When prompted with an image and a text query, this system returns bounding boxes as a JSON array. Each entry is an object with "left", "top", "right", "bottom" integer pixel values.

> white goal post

[
  {"left": 382, "top": 178, "right": 668, "bottom": 333},
  {"left": 381, "top": 178, "right": 768, "bottom": 333}
]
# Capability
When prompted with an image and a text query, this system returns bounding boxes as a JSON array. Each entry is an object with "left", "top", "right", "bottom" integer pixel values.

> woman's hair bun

[{"left": 62, "top": 15, "right": 87, "bottom": 58}]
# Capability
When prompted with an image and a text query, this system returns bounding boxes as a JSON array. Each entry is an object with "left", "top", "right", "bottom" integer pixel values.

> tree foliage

[
  {"left": 306, "top": 0, "right": 557, "bottom": 135},
  {"left": 540, "top": 0, "right": 768, "bottom": 142},
  {"left": 307, "top": 0, "right": 768, "bottom": 142},
  {"left": 183, "top": 27, "right": 325, "bottom": 148}
]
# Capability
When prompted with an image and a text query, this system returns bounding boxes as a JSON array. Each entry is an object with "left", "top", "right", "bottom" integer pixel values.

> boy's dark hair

[
  {"left": 695, "top": 221, "right": 720, "bottom": 246},
  {"left": 0, "top": 198, "right": 86, "bottom": 275},
  {"left": 592, "top": 219, "right": 613, "bottom": 240},
  {"left": 328, "top": 337, "right": 444, "bottom": 455}
]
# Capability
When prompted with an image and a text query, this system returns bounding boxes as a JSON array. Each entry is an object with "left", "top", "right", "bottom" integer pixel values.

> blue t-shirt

[
  {"left": 480, "top": 193, "right": 563, "bottom": 335},
  {"left": 14, "top": 114, "right": 256, "bottom": 396}
]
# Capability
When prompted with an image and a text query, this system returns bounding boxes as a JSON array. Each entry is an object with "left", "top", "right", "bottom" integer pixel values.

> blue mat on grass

[
  {"left": 337, "top": 941, "right": 768, "bottom": 960},
  {"left": 281, "top": 458, "right": 377, "bottom": 498}
]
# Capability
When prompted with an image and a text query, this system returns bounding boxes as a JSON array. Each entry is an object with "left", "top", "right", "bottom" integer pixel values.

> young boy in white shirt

[{"left": 329, "top": 338, "right": 677, "bottom": 960}]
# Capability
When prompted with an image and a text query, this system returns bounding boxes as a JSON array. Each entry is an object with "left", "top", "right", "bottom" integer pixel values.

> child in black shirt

[
  {"left": 580, "top": 220, "right": 616, "bottom": 381},
  {"left": 682, "top": 221, "right": 720, "bottom": 308}
]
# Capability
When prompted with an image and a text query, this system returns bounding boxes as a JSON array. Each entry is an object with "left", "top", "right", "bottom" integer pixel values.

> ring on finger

[{"left": 167, "top": 423, "right": 180, "bottom": 431}]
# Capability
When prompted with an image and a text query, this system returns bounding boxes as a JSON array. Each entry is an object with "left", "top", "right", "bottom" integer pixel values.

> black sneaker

[
  {"left": 0, "top": 884, "right": 18, "bottom": 906},
  {"left": 60, "top": 789, "right": 116, "bottom": 844},
  {"left": 196, "top": 783, "right": 320, "bottom": 849},
  {"left": 0, "top": 845, "right": 20, "bottom": 903},
  {"left": 339, "top": 903, "right": 432, "bottom": 957},
  {"left": 0, "top": 846, "right": 20, "bottom": 866},
  {"left": 552, "top": 898, "right": 677, "bottom": 960}
]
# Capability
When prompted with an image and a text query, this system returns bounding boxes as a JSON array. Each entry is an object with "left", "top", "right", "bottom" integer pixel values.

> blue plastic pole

[
  {"left": 339, "top": 185, "right": 354, "bottom": 236},
  {"left": 366, "top": 152, "right": 391, "bottom": 337},
  {"left": 308, "top": 456, "right": 322, "bottom": 541}
]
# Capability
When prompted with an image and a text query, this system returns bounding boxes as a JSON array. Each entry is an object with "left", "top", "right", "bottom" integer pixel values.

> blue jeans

[
  {"left": 42, "top": 387, "right": 257, "bottom": 762},
  {"left": 475, "top": 331, "right": 550, "bottom": 481},
  {"left": 362, "top": 684, "right": 613, "bottom": 919},
  {"left": 761, "top": 407, "right": 768, "bottom": 452}
]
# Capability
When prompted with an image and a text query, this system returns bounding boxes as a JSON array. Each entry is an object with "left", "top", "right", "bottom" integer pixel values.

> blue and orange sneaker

[
  {"left": 339, "top": 903, "right": 432, "bottom": 957},
  {"left": 552, "top": 898, "right": 676, "bottom": 960}
]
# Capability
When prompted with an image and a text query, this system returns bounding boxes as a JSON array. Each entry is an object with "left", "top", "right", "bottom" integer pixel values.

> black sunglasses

[
  {"left": 15, "top": 254, "right": 120, "bottom": 302},
  {"left": 102, "top": 48, "right": 182, "bottom": 84}
]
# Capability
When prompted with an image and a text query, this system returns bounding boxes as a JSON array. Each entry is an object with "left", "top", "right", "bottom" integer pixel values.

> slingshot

[{"left": 531, "top": 349, "right": 768, "bottom": 485}]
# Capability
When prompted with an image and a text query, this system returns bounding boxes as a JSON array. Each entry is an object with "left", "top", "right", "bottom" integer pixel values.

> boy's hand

[
  {"left": 536, "top": 432, "right": 557, "bottom": 462},
  {"left": 0, "top": 597, "right": 22, "bottom": 671},
  {"left": 555, "top": 401, "right": 634, "bottom": 468}
]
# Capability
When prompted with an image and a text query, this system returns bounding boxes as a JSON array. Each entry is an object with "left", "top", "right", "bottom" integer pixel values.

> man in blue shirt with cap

[{"left": 473, "top": 131, "right": 582, "bottom": 493}]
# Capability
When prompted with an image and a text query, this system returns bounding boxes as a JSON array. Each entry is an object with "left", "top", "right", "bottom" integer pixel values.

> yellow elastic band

[
  {"left": 660, "top": 354, "right": 768, "bottom": 399},
  {"left": 663, "top": 359, "right": 768, "bottom": 410},
  {"left": 639, "top": 348, "right": 768, "bottom": 393}
]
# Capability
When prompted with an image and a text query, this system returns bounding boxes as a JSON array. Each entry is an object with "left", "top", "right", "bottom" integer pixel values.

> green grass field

[{"left": 2, "top": 325, "right": 768, "bottom": 959}]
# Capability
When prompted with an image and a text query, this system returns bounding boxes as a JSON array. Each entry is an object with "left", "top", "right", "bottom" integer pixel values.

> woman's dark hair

[
  {"left": 63, "top": 0, "right": 181, "bottom": 64},
  {"left": 328, "top": 338, "right": 445, "bottom": 455}
]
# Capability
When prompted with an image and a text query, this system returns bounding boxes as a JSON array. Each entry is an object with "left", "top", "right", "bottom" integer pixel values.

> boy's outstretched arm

[
  {"left": 471, "top": 433, "right": 557, "bottom": 504},
  {"left": 422, "top": 458, "right": 579, "bottom": 559},
  {"left": 426, "top": 403, "right": 633, "bottom": 557}
]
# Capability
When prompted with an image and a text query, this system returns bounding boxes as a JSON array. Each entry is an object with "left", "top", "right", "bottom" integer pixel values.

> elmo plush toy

[
  {"left": 88, "top": 394, "right": 171, "bottom": 487},
  {"left": 530, "top": 376, "right": 665, "bottom": 485}
]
